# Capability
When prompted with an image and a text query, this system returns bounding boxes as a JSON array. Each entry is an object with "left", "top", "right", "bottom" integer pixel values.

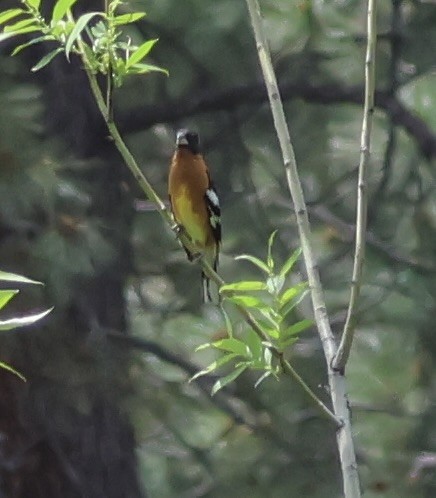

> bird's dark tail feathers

[{"left": 202, "top": 248, "right": 219, "bottom": 303}]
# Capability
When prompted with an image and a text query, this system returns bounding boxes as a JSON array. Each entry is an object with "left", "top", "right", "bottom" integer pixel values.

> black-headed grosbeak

[{"left": 168, "top": 129, "right": 221, "bottom": 302}]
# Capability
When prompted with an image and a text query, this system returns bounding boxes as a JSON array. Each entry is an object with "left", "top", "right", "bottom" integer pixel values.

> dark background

[{"left": 0, "top": 0, "right": 435, "bottom": 496}]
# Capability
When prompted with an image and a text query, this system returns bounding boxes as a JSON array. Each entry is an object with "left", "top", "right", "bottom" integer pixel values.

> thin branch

[
  {"left": 334, "top": 0, "right": 377, "bottom": 371},
  {"left": 244, "top": 0, "right": 361, "bottom": 496}
]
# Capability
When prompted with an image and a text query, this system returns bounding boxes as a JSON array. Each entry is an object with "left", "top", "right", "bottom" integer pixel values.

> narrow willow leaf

[
  {"left": 254, "top": 370, "right": 272, "bottom": 388},
  {"left": 211, "top": 365, "right": 247, "bottom": 395},
  {"left": 212, "top": 338, "right": 250, "bottom": 357},
  {"left": 0, "top": 307, "right": 52, "bottom": 331},
  {"left": 0, "top": 270, "right": 42, "bottom": 285},
  {"left": 52, "top": 0, "right": 78, "bottom": 23},
  {"left": 281, "top": 319, "right": 313, "bottom": 340},
  {"left": 220, "top": 304, "right": 233, "bottom": 338},
  {"left": 234, "top": 254, "right": 269, "bottom": 274},
  {"left": 279, "top": 281, "right": 309, "bottom": 307},
  {"left": 280, "top": 289, "right": 309, "bottom": 318},
  {"left": 225, "top": 294, "right": 267, "bottom": 309},
  {"left": 3, "top": 18, "right": 36, "bottom": 33},
  {"left": 267, "top": 230, "right": 278, "bottom": 271},
  {"left": 256, "top": 320, "right": 279, "bottom": 339},
  {"left": 0, "top": 26, "right": 39, "bottom": 43},
  {"left": 112, "top": 12, "right": 146, "bottom": 25},
  {"left": 27, "top": 0, "right": 41, "bottom": 8},
  {"left": 127, "top": 63, "right": 168, "bottom": 76},
  {"left": 266, "top": 275, "right": 285, "bottom": 296},
  {"left": 278, "top": 336, "right": 298, "bottom": 350},
  {"left": 0, "top": 9, "right": 25, "bottom": 26},
  {"left": 126, "top": 38, "right": 158, "bottom": 68},
  {"left": 65, "top": 12, "right": 101, "bottom": 59},
  {"left": 258, "top": 308, "right": 281, "bottom": 328},
  {"left": 189, "top": 353, "right": 238, "bottom": 382},
  {"left": 31, "top": 47, "right": 63, "bottom": 71},
  {"left": 279, "top": 247, "right": 302, "bottom": 278},
  {"left": 0, "top": 361, "right": 26, "bottom": 381},
  {"left": 220, "top": 281, "right": 267, "bottom": 293},
  {"left": 245, "top": 328, "right": 263, "bottom": 360},
  {"left": 12, "top": 35, "right": 55, "bottom": 56},
  {"left": 0, "top": 290, "right": 18, "bottom": 310}
]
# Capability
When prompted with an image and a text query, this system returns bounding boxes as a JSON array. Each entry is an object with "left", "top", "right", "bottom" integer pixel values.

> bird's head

[{"left": 176, "top": 129, "right": 200, "bottom": 154}]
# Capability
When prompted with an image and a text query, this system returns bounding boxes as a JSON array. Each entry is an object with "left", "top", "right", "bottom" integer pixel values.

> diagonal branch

[
  {"left": 333, "top": 0, "right": 378, "bottom": 371},
  {"left": 244, "top": 0, "right": 361, "bottom": 496}
]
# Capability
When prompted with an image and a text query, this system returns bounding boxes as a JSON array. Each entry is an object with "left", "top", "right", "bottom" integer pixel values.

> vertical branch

[
  {"left": 333, "top": 0, "right": 378, "bottom": 371},
  {"left": 368, "top": 0, "right": 402, "bottom": 223},
  {"left": 244, "top": 0, "right": 361, "bottom": 496}
]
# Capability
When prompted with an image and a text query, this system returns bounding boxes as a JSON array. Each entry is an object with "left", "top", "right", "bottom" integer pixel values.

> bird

[{"left": 168, "top": 129, "right": 221, "bottom": 302}]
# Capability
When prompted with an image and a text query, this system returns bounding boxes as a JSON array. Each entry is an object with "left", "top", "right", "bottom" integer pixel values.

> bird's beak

[{"left": 176, "top": 131, "right": 188, "bottom": 146}]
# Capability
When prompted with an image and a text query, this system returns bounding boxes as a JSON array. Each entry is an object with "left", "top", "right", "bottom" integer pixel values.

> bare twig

[
  {"left": 245, "top": 0, "right": 361, "bottom": 496},
  {"left": 334, "top": 0, "right": 378, "bottom": 371}
]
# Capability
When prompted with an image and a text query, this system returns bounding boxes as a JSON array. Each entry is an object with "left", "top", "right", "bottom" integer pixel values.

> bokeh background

[{"left": 0, "top": 0, "right": 436, "bottom": 496}]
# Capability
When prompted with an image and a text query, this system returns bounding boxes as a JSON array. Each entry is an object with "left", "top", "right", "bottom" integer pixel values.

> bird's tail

[{"left": 202, "top": 244, "right": 219, "bottom": 303}]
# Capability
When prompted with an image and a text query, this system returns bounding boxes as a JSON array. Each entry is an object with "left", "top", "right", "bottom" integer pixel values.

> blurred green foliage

[{"left": 0, "top": 0, "right": 436, "bottom": 497}]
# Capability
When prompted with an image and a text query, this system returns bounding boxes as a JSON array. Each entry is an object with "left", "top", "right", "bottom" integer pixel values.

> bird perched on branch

[{"left": 168, "top": 129, "right": 221, "bottom": 302}]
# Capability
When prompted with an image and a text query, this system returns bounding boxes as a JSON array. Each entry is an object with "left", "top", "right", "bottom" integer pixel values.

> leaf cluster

[
  {"left": 0, "top": 270, "right": 52, "bottom": 380},
  {"left": 193, "top": 232, "right": 312, "bottom": 394},
  {"left": 0, "top": 0, "right": 167, "bottom": 84}
]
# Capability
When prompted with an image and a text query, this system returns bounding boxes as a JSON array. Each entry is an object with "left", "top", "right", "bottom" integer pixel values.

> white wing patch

[{"left": 206, "top": 189, "right": 220, "bottom": 210}]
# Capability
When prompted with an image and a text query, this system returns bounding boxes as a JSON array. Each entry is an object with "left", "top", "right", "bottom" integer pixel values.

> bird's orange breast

[{"left": 168, "top": 149, "right": 212, "bottom": 247}]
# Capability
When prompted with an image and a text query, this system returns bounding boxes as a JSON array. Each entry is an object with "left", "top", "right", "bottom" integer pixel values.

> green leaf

[
  {"left": 52, "top": 0, "right": 78, "bottom": 23},
  {"left": 12, "top": 35, "right": 55, "bottom": 56},
  {"left": 267, "top": 230, "right": 278, "bottom": 271},
  {"left": 280, "top": 288, "right": 309, "bottom": 318},
  {"left": 31, "top": 47, "right": 63, "bottom": 71},
  {"left": 256, "top": 320, "right": 279, "bottom": 339},
  {"left": 0, "top": 270, "right": 42, "bottom": 285},
  {"left": 258, "top": 308, "right": 281, "bottom": 328},
  {"left": 65, "top": 12, "right": 102, "bottom": 59},
  {"left": 235, "top": 254, "right": 269, "bottom": 274},
  {"left": 266, "top": 275, "right": 285, "bottom": 296},
  {"left": 245, "top": 328, "right": 263, "bottom": 360},
  {"left": 279, "top": 281, "right": 309, "bottom": 307},
  {"left": 0, "top": 290, "right": 19, "bottom": 310},
  {"left": 112, "top": 12, "right": 146, "bottom": 25},
  {"left": 254, "top": 370, "right": 272, "bottom": 388},
  {"left": 0, "top": 308, "right": 52, "bottom": 331},
  {"left": 211, "top": 365, "right": 247, "bottom": 395},
  {"left": 189, "top": 353, "right": 238, "bottom": 382},
  {"left": 27, "top": 0, "right": 41, "bottom": 8},
  {"left": 0, "top": 26, "right": 39, "bottom": 43},
  {"left": 0, "top": 361, "right": 26, "bottom": 381},
  {"left": 4, "top": 18, "right": 37, "bottom": 33},
  {"left": 127, "top": 62, "right": 168, "bottom": 76},
  {"left": 126, "top": 38, "right": 158, "bottom": 68},
  {"left": 220, "top": 281, "right": 267, "bottom": 293},
  {"left": 278, "top": 336, "right": 298, "bottom": 350},
  {"left": 225, "top": 294, "right": 268, "bottom": 309},
  {"left": 279, "top": 247, "right": 302, "bottom": 277},
  {"left": 212, "top": 338, "right": 250, "bottom": 357},
  {"left": 220, "top": 304, "right": 233, "bottom": 338},
  {"left": 281, "top": 319, "right": 313, "bottom": 339},
  {"left": 0, "top": 9, "right": 25, "bottom": 26}
]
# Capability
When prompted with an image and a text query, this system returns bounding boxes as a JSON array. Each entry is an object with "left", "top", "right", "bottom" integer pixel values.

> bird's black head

[{"left": 176, "top": 129, "right": 200, "bottom": 154}]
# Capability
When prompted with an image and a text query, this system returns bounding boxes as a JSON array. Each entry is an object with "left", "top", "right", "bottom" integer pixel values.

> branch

[
  {"left": 333, "top": 0, "right": 377, "bottom": 371},
  {"left": 117, "top": 81, "right": 436, "bottom": 161},
  {"left": 244, "top": 0, "right": 361, "bottom": 496}
]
